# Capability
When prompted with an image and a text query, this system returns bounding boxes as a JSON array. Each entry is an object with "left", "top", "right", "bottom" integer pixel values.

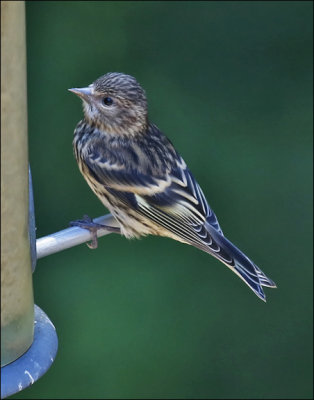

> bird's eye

[{"left": 103, "top": 97, "right": 113, "bottom": 106}]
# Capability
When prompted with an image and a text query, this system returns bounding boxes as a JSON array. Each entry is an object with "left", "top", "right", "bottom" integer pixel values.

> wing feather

[
  {"left": 80, "top": 134, "right": 275, "bottom": 301},
  {"left": 83, "top": 141, "right": 223, "bottom": 233}
]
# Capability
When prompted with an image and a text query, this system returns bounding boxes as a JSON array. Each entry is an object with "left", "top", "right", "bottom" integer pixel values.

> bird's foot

[{"left": 69, "top": 214, "right": 120, "bottom": 249}]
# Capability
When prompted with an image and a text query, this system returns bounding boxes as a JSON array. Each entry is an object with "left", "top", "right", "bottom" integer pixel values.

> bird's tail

[{"left": 199, "top": 223, "right": 277, "bottom": 301}]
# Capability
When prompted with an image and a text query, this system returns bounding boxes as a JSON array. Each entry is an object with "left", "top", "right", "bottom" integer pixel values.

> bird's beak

[{"left": 68, "top": 87, "right": 92, "bottom": 100}]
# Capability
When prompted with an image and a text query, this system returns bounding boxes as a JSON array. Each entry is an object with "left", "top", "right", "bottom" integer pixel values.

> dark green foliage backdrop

[{"left": 14, "top": 1, "right": 312, "bottom": 399}]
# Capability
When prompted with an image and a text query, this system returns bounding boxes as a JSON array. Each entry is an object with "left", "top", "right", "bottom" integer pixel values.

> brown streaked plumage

[{"left": 69, "top": 72, "right": 277, "bottom": 301}]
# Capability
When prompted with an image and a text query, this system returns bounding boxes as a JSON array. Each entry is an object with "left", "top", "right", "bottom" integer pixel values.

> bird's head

[{"left": 69, "top": 72, "right": 148, "bottom": 136}]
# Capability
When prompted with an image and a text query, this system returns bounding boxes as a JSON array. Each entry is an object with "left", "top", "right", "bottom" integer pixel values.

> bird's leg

[{"left": 69, "top": 214, "right": 121, "bottom": 249}]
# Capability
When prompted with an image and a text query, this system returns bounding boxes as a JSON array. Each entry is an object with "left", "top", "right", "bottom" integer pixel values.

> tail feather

[
  {"left": 200, "top": 223, "right": 276, "bottom": 301},
  {"left": 254, "top": 264, "right": 277, "bottom": 288}
]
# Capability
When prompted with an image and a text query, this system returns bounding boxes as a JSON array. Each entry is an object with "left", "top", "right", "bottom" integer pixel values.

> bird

[{"left": 69, "top": 72, "right": 276, "bottom": 302}]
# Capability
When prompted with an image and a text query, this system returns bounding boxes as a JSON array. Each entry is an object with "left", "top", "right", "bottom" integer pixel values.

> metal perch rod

[{"left": 36, "top": 214, "right": 118, "bottom": 259}]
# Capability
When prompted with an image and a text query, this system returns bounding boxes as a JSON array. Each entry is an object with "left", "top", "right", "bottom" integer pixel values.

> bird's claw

[
  {"left": 69, "top": 214, "right": 120, "bottom": 249},
  {"left": 86, "top": 232, "right": 99, "bottom": 249}
]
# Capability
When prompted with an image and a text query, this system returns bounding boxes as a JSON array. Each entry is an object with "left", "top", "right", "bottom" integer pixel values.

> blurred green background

[{"left": 13, "top": 1, "right": 312, "bottom": 399}]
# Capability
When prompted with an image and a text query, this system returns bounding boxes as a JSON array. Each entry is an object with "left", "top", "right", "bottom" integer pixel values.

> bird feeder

[
  {"left": 1, "top": 4, "right": 117, "bottom": 397},
  {"left": 1, "top": 2, "right": 58, "bottom": 397}
]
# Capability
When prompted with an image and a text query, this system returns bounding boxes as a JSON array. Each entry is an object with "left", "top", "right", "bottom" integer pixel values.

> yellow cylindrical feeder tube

[{"left": 1, "top": 1, "right": 35, "bottom": 367}]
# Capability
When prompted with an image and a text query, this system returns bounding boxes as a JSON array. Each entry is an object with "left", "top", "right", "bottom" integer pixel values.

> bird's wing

[
  {"left": 84, "top": 143, "right": 276, "bottom": 301},
  {"left": 142, "top": 158, "right": 224, "bottom": 234},
  {"left": 84, "top": 145, "right": 223, "bottom": 236}
]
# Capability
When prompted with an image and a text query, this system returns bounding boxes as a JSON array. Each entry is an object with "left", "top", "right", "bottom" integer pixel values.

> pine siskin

[{"left": 69, "top": 72, "right": 276, "bottom": 301}]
